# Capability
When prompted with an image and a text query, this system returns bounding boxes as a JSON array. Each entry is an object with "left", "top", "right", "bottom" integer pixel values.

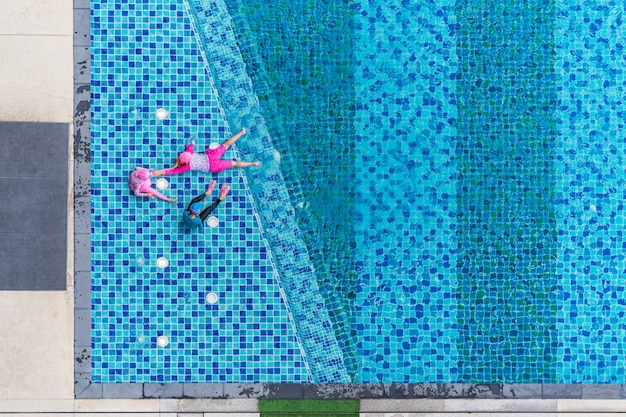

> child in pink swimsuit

[
  {"left": 153, "top": 128, "right": 260, "bottom": 176},
  {"left": 129, "top": 167, "right": 177, "bottom": 204}
]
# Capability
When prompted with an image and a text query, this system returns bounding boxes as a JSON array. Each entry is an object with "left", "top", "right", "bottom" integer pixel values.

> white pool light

[
  {"left": 156, "top": 335, "right": 169, "bottom": 347},
  {"left": 155, "top": 108, "right": 168, "bottom": 120},
  {"left": 156, "top": 257, "right": 169, "bottom": 269},
  {"left": 156, "top": 178, "right": 169, "bottom": 190},
  {"left": 205, "top": 292, "right": 219, "bottom": 304},
  {"left": 589, "top": 204, "right": 597, "bottom": 212},
  {"left": 206, "top": 216, "right": 219, "bottom": 228}
]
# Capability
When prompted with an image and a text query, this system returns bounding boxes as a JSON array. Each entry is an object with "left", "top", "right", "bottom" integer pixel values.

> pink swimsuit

[
  {"left": 164, "top": 143, "right": 233, "bottom": 175},
  {"left": 129, "top": 168, "right": 170, "bottom": 201}
]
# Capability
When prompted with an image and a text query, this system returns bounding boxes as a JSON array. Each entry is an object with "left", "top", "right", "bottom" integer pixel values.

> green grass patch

[{"left": 259, "top": 399, "right": 359, "bottom": 417}]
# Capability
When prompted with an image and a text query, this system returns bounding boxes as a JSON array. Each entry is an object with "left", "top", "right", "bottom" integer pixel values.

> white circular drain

[
  {"left": 156, "top": 178, "right": 169, "bottom": 190},
  {"left": 156, "top": 335, "right": 169, "bottom": 347},
  {"left": 156, "top": 257, "right": 169, "bottom": 269},
  {"left": 155, "top": 108, "right": 168, "bottom": 120},
  {"left": 208, "top": 142, "right": 220, "bottom": 149},
  {"left": 206, "top": 216, "right": 219, "bottom": 228},
  {"left": 205, "top": 292, "right": 219, "bottom": 304}
]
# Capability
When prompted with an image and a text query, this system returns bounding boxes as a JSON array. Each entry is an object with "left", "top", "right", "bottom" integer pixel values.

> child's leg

[
  {"left": 231, "top": 161, "right": 261, "bottom": 168},
  {"left": 199, "top": 198, "right": 221, "bottom": 222},
  {"left": 222, "top": 128, "right": 246, "bottom": 150},
  {"left": 140, "top": 184, "right": 176, "bottom": 203}
]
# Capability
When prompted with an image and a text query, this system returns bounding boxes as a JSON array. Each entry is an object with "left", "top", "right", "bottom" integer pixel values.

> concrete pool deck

[{"left": 1, "top": 0, "right": 626, "bottom": 415}]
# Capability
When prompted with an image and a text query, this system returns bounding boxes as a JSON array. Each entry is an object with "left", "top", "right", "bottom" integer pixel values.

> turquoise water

[{"left": 92, "top": 0, "right": 626, "bottom": 383}]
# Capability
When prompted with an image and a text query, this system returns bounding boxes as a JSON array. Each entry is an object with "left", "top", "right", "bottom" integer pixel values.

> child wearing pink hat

[
  {"left": 128, "top": 167, "right": 177, "bottom": 203},
  {"left": 153, "top": 128, "right": 260, "bottom": 177}
]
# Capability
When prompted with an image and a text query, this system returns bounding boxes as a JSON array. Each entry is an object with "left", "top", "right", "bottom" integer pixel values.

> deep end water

[{"left": 218, "top": 0, "right": 626, "bottom": 384}]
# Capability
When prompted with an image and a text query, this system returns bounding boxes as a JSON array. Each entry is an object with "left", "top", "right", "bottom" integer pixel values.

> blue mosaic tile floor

[
  {"left": 90, "top": 0, "right": 309, "bottom": 383},
  {"left": 93, "top": 0, "right": 626, "bottom": 384}
]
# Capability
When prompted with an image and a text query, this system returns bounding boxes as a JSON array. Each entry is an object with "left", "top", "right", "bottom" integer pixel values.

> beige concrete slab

[
  {"left": 558, "top": 400, "right": 626, "bottom": 412},
  {"left": 0, "top": 399, "right": 73, "bottom": 412},
  {"left": 0, "top": 414, "right": 74, "bottom": 417},
  {"left": 204, "top": 414, "right": 259, "bottom": 417},
  {"left": 0, "top": 291, "right": 73, "bottom": 400},
  {"left": 74, "top": 399, "right": 160, "bottom": 412},
  {"left": 0, "top": 35, "right": 73, "bottom": 123},
  {"left": 360, "top": 399, "right": 558, "bottom": 413},
  {"left": 0, "top": 0, "right": 73, "bottom": 35},
  {"left": 160, "top": 399, "right": 258, "bottom": 413}
]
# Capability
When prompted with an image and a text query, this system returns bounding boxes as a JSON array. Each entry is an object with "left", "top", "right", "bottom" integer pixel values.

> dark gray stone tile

[
  {"left": 502, "top": 384, "right": 543, "bottom": 399},
  {"left": 75, "top": 160, "right": 91, "bottom": 199},
  {"left": 581, "top": 384, "right": 621, "bottom": 399},
  {"left": 103, "top": 383, "right": 144, "bottom": 398},
  {"left": 0, "top": 178, "right": 67, "bottom": 234},
  {"left": 74, "top": 46, "right": 89, "bottom": 85},
  {"left": 223, "top": 384, "right": 262, "bottom": 398},
  {"left": 542, "top": 384, "right": 581, "bottom": 399},
  {"left": 183, "top": 383, "right": 224, "bottom": 398},
  {"left": 262, "top": 384, "right": 304, "bottom": 398},
  {"left": 74, "top": 346, "right": 91, "bottom": 374},
  {"left": 389, "top": 383, "right": 465, "bottom": 399},
  {"left": 0, "top": 121, "right": 69, "bottom": 178},
  {"left": 0, "top": 233, "right": 67, "bottom": 290},
  {"left": 74, "top": 194, "right": 91, "bottom": 234},
  {"left": 74, "top": 120, "right": 90, "bottom": 162},
  {"left": 461, "top": 384, "right": 503, "bottom": 398},
  {"left": 75, "top": 373, "right": 101, "bottom": 399},
  {"left": 74, "top": 84, "right": 91, "bottom": 124},
  {"left": 74, "top": 308, "right": 91, "bottom": 347},
  {"left": 74, "top": 8, "right": 89, "bottom": 46},
  {"left": 74, "top": 270, "right": 91, "bottom": 309},
  {"left": 303, "top": 384, "right": 385, "bottom": 399},
  {"left": 75, "top": 233, "right": 91, "bottom": 273},
  {"left": 74, "top": 0, "right": 90, "bottom": 8},
  {"left": 144, "top": 384, "right": 184, "bottom": 398}
]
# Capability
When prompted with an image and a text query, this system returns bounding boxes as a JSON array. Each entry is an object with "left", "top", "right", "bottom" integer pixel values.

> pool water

[{"left": 92, "top": 0, "right": 626, "bottom": 384}]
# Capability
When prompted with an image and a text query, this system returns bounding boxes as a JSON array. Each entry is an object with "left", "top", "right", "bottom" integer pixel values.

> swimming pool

[{"left": 91, "top": 0, "right": 626, "bottom": 384}]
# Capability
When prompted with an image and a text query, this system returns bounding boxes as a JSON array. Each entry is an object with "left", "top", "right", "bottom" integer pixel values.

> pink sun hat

[{"left": 178, "top": 151, "right": 192, "bottom": 164}]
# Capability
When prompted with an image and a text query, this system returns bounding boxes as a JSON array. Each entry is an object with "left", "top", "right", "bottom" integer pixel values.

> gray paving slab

[
  {"left": 74, "top": 46, "right": 90, "bottom": 85},
  {"left": 0, "top": 178, "right": 67, "bottom": 234},
  {"left": 74, "top": 84, "right": 90, "bottom": 124},
  {"left": 543, "top": 384, "right": 582, "bottom": 399},
  {"left": 74, "top": 308, "right": 91, "bottom": 347},
  {"left": 75, "top": 373, "right": 102, "bottom": 399},
  {"left": 74, "top": 120, "right": 90, "bottom": 162},
  {"left": 75, "top": 346, "right": 91, "bottom": 374},
  {"left": 0, "top": 232, "right": 67, "bottom": 290},
  {"left": 0, "top": 121, "right": 68, "bottom": 178},
  {"left": 581, "top": 384, "right": 622, "bottom": 399},
  {"left": 183, "top": 383, "right": 225, "bottom": 398},
  {"left": 74, "top": 0, "right": 90, "bottom": 8},
  {"left": 73, "top": 8, "right": 89, "bottom": 47},
  {"left": 74, "top": 233, "right": 91, "bottom": 273},
  {"left": 74, "top": 195, "right": 91, "bottom": 234},
  {"left": 303, "top": 384, "right": 386, "bottom": 399},
  {"left": 74, "top": 270, "right": 91, "bottom": 309},
  {"left": 503, "top": 384, "right": 543, "bottom": 399},
  {"left": 223, "top": 384, "right": 262, "bottom": 398},
  {"left": 262, "top": 384, "right": 304, "bottom": 398},
  {"left": 144, "top": 383, "right": 184, "bottom": 398},
  {"left": 103, "top": 383, "right": 144, "bottom": 398}
]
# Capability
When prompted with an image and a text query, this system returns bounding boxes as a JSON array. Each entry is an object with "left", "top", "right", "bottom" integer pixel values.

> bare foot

[{"left": 205, "top": 180, "right": 216, "bottom": 195}]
